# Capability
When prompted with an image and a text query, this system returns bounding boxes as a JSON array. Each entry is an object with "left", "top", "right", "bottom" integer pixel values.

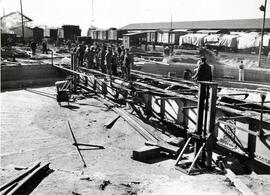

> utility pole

[
  {"left": 258, "top": 0, "right": 267, "bottom": 67},
  {"left": 91, "top": 0, "right": 94, "bottom": 24},
  {"left": 169, "top": 15, "right": 172, "bottom": 44},
  {"left": 20, "top": 0, "right": 25, "bottom": 44}
]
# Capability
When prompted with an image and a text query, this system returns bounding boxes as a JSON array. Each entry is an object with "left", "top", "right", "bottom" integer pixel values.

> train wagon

[
  {"left": 77, "top": 36, "right": 92, "bottom": 44},
  {"left": 107, "top": 28, "right": 117, "bottom": 41}
]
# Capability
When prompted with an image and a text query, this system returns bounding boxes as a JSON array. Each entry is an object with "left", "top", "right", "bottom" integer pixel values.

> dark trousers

[{"left": 112, "top": 64, "right": 117, "bottom": 76}]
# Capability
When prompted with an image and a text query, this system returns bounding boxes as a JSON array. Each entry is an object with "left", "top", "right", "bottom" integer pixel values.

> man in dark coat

[
  {"left": 98, "top": 45, "right": 107, "bottom": 73},
  {"left": 111, "top": 48, "right": 118, "bottom": 76},
  {"left": 30, "top": 40, "right": 37, "bottom": 55},
  {"left": 123, "top": 48, "right": 133, "bottom": 80},
  {"left": 192, "top": 57, "right": 212, "bottom": 82},
  {"left": 42, "top": 41, "right": 48, "bottom": 54},
  {"left": 76, "top": 44, "right": 86, "bottom": 66},
  {"left": 84, "top": 45, "right": 95, "bottom": 69},
  {"left": 105, "top": 47, "right": 113, "bottom": 75}
]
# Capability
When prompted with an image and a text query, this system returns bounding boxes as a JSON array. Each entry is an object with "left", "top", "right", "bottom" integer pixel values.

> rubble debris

[
  {"left": 80, "top": 177, "right": 93, "bottom": 181},
  {"left": 14, "top": 166, "right": 28, "bottom": 171},
  {"left": 72, "top": 191, "right": 81, "bottom": 195},
  {"left": 99, "top": 180, "right": 111, "bottom": 190}
]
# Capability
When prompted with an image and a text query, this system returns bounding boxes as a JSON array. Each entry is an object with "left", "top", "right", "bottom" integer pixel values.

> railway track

[{"left": 53, "top": 64, "right": 270, "bottom": 169}]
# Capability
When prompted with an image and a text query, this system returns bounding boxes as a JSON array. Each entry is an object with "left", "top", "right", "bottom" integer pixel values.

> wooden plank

[
  {"left": 132, "top": 69, "right": 195, "bottom": 90},
  {"left": 104, "top": 115, "right": 120, "bottom": 129},
  {"left": 0, "top": 162, "right": 41, "bottom": 191},
  {"left": 225, "top": 169, "right": 255, "bottom": 195},
  {"left": 7, "top": 162, "right": 50, "bottom": 195},
  {"left": 67, "top": 121, "right": 87, "bottom": 167},
  {"left": 97, "top": 97, "right": 158, "bottom": 142},
  {"left": 217, "top": 104, "right": 270, "bottom": 122},
  {"left": 114, "top": 106, "right": 158, "bottom": 142},
  {"left": 131, "top": 69, "right": 196, "bottom": 85},
  {"left": 1, "top": 183, "right": 18, "bottom": 195},
  {"left": 145, "top": 140, "right": 180, "bottom": 155}
]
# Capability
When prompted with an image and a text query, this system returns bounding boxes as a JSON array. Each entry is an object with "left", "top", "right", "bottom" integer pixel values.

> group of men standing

[
  {"left": 30, "top": 40, "right": 48, "bottom": 55},
  {"left": 75, "top": 43, "right": 133, "bottom": 80}
]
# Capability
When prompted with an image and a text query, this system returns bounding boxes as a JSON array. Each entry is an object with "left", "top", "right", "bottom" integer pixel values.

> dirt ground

[{"left": 0, "top": 86, "right": 268, "bottom": 194}]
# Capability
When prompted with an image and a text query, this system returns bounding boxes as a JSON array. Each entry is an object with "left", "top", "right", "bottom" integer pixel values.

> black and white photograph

[{"left": 0, "top": 0, "right": 270, "bottom": 194}]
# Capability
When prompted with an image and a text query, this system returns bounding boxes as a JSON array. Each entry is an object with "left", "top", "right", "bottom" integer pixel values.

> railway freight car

[
  {"left": 77, "top": 36, "right": 92, "bottom": 44},
  {"left": 62, "top": 25, "right": 81, "bottom": 40},
  {"left": 87, "top": 27, "right": 128, "bottom": 42},
  {"left": 32, "top": 27, "right": 44, "bottom": 42},
  {"left": 107, "top": 27, "right": 117, "bottom": 41},
  {"left": 123, "top": 32, "right": 147, "bottom": 48},
  {"left": 146, "top": 30, "right": 157, "bottom": 44}
]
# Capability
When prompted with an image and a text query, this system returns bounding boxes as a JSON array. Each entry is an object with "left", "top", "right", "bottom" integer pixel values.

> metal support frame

[
  {"left": 175, "top": 82, "right": 218, "bottom": 174},
  {"left": 71, "top": 53, "right": 77, "bottom": 93}
]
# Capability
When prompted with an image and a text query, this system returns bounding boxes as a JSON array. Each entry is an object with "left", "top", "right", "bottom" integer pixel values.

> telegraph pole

[
  {"left": 20, "top": 0, "right": 25, "bottom": 44},
  {"left": 258, "top": 0, "right": 267, "bottom": 67},
  {"left": 91, "top": 0, "right": 94, "bottom": 24},
  {"left": 169, "top": 15, "right": 172, "bottom": 44}
]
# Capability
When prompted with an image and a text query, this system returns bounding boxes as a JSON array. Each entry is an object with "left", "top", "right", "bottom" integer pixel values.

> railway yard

[{"left": 1, "top": 51, "right": 270, "bottom": 194}]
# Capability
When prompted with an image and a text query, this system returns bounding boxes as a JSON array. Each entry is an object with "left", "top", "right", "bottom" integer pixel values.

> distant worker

[
  {"left": 7, "top": 37, "right": 13, "bottom": 49},
  {"left": 239, "top": 61, "right": 244, "bottom": 81},
  {"left": 123, "top": 48, "right": 133, "bottom": 80},
  {"left": 94, "top": 45, "right": 100, "bottom": 69},
  {"left": 67, "top": 40, "right": 72, "bottom": 51},
  {"left": 192, "top": 57, "right": 212, "bottom": 82},
  {"left": 164, "top": 46, "right": 170, "bottom": 57},
  {"left": 30, "top": 40, "right": 37, "bottom": 55},
  {"left": 84, "top": 45, "right": 95, "bottom": 69},
  {"left": 111, "top": 48, "right": 119, "bottom": 76},
  {"left": 99, "top": 45, "right": 107, "bottom": 73},
  {"left": 42, "top": 41, "right": 48, "bottom": 54},
  {"left": 119, "top": 47, "right": 126, "bottom": 77},
  {"left": 117, "top": 45, "right": 122, "bottom": 57},
  {"left": 183, "top": 69, "right": 192, "bottom": 80},
  {"left": 105, "top": 47, "right": 113, "bottom": 75},
  {"left": 76, "top": 44, "right": 86, "bottom": 66}
]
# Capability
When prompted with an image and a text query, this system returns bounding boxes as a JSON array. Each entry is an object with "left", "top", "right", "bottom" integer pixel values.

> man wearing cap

[{"left": 192, "top": 57, "right": 212, "bottom": 82}]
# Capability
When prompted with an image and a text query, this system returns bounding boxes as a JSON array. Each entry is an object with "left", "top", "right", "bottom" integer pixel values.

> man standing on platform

[
  {"left": 42, "top": 40, "right": 48, "bottom": 54},
  {"left": 111, "top": 48, "right": 119, "bottom": 76},
  {"left": 123, "top": 48, "right": 133, "bottom": 80},
  {"left": 192, "top": 57, "right": 212, "bottom": 82},
  {"left": 105, "top": 47, "right": 113, "bottom": 75},
  {"left": 99, "top": 45, "right": 107, "bottom": 73},
  {"left": 76, "top": 44, "right": 86, "bottom": 66},
  {"left": 30, "top": 40, "right": 37, "bottom": 55},
  {"left": 84, "top": 45, "right": 95, "bottom": 69}
]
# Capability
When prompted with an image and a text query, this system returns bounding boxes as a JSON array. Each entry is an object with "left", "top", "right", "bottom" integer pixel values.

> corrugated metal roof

[
  {"left": 121, "top": 18, "right": 270, "bottom": 30},
  {"left": 123, "top": 31, "right": 147, "bottom": 36},
  {"left": 197, "top": 30, "right": 221, "bottom": 34},
  {"left": 172, "top": 29, "right": 190, "bottom": 32},
  {"left": 0, "top": 11, "right": 33, "bottom": 22}
]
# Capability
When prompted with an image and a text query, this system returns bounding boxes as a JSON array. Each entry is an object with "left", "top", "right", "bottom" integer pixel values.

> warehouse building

[
  {"left": 120, "top": 18, "right": 270, "bottom": 52},
  {"left": 121, "top": 18, "right": 270, "bottom": 31}
]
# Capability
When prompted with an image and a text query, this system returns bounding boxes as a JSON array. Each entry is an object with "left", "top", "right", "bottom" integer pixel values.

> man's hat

[{"left": 200, "top": 56, "right": 207, "bottom": 61}]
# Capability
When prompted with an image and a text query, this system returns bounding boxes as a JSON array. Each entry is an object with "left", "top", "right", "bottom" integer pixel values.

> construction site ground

[{"left": 1, "top": 86, "right": 270, "bottom": 194}]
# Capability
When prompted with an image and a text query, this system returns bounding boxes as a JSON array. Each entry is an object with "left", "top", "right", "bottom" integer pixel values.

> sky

[{"left": 0, "top": 0, "right": 269, "bottom": 35}]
